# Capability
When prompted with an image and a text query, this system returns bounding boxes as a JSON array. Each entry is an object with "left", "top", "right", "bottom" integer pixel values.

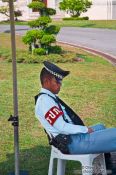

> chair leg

[
  {"left": 57, "top": 159, "right": 66, "bottom": 175},
  {"left": 48, "top": 156, "right": 54, "bottom": 175},
  {"left": 99, "top": 154, "right": 107, "bottom": 175},
  {"left": 81, "top": 159, "right": 93, "bottom": 175},
  {"left": 92, "top": 154, "right": 107, "bottom": 175}
]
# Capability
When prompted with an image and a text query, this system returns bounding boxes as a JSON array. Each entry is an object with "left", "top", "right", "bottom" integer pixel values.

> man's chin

[{"left": 55, "top": 90, "right": 60, "bottom": 95}]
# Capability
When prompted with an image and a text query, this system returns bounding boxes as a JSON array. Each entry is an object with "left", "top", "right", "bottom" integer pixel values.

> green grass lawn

[
  {"left": 0, "top": 60, "right": 116, "bottom": 175},
  {"left": 0, "top": 34, "right": 116, "bottom": 174},
  {"left": 0, "top": 20, "right": 116, "bottom": 30},
  {"left": 52, "top": 20, "right": 116, "bottom": 30}
]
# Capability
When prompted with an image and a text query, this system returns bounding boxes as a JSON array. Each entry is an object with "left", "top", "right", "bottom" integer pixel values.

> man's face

[{"left": 48, "top": 76, "right": 62, "bottom": 94}]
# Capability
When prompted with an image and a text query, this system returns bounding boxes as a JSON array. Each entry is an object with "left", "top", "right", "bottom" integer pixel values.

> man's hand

[{"left": 88, "top": 127, "right": 94, "bottom": 133}]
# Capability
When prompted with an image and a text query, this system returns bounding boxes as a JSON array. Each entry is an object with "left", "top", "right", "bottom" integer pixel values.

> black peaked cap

[{"left": 43, "top": 61, "right": 70, "bottom": 79}]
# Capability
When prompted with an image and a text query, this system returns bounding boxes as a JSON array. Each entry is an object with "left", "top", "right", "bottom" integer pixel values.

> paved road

[
  {"left": 0, "top": 25, "right": 29, "bottom": 35},
  {"left": 0, "top": 25, "right": 116, "bottom": 59},
  {"left": 57, "top": 27, "right": 116, "bottom": 59}
]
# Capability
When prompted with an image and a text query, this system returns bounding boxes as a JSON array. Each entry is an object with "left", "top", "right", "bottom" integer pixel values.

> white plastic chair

[{"left": 48, "top": 146, "right": 107, "bottom": 175}]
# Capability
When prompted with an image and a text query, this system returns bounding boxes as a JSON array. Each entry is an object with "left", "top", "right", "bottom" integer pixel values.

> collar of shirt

[{"left": 40, "top": 88, "right": 57, "bottom": 99}]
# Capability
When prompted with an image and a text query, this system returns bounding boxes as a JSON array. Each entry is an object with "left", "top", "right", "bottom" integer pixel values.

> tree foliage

[
  {"left": 33, "top": 48, "right": 46, "bottom": 55},
  {"left": 23, "top": 0, "right": 61, "bottom": 55},
  {"left": 0, "top": 5, "right": 22, "bottom": 20},
  {"left": 59, "top": 0, "right": 92, "bottom": 17},
  {"left": 14, "top": 10, "right": 22, "bottom": 21},
  {"left": 22, "top": 30, "right": 44, "bottom": 45},
  {"left": 40, "top": 35, "right": 56, "bottom": 46},
  {"left": 28, "top": 1, "right": 56, "bottom": 16},
  {"left": 28, "top": 1, "right": 45, "bottom": 11},
  {"left": 0, "top": 6, "right": 9, "bottom": 17},
  {"left": 45, "top": 8, "right": 56, "bottom": 16},
  {"left": 28, "top": 16, "right": 52, "bottom": 29},
  {"left": 45, "top": 25, "right": 60, "bottom": 35}
]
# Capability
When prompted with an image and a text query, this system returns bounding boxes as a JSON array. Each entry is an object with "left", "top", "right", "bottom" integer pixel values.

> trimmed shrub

[
  {"left": 45, "top": 8, "right": 56, "bottom": 16},
  {"left": 28, "top": 16, "right": 51, "bottom": 28},
  {"left": 82, "top": 16, "right": 89, "bottom": 20},
  {"left": 0, "top": 47, "right": 77, "bottom": 64},
  {"left": 48, "top": 45, "right": 62, "bottom": 54},
  {"left": 23, "top": 0, "right": 60, "bottom": 57},
  {"left": 33, "top": 48, "right": 46, "bottom": 55},
  {"left": 22, "top": 30, "right": 44, "bottom": 44},
  {"left": 40, "top": 35, "right": 56, "bottom": 46},
  {"left": 63, "top": 16, "right": 89, "bottom": 20},
  {"left": 45, "top": 25, "right": 60, "bottom": 35},
  {"left": 14, "top": 10, "right": 22, "bottom": 21},
  {"left": 28, "top": 1, "right": 45, "bottom": 10}
]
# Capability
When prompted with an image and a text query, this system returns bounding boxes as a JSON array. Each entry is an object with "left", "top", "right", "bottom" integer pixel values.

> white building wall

[
  {"left": 81, "top": 0, "right": 113, "bottom": 20},
  {"left": 47, "top": 0, "right": 65, "bottom": 18},
  {"left": 47, "top": 0, "right": 55, "bottom": 8},
  {"left": 0, "top": 0, "right": 10, "bottom": 21},
  {"left": 0, "top": 0, "right": 116, "bottom": 21},
  {"left": 16, "top": 0, "right": 29, "bottom": 20}
]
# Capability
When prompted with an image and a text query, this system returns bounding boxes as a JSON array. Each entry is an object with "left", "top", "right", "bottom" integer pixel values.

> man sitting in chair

[{"left": 35, "top": 61, "right": 116, "bottom": 173}]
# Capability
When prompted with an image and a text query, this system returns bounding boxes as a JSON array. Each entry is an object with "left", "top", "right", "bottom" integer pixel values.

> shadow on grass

[
  {"left": 0, "top": 145, "right": 81, "bottom": 175},
  {"left": 0, "top": 145, "right": 50, "bottom": 175}
]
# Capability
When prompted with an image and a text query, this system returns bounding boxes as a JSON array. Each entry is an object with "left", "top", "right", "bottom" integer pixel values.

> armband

[{"left": 45, "top": 106, "right": 63, "bottom": 125}]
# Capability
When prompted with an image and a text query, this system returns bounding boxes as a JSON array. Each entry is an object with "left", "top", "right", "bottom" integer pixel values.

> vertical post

[
  {"left": 8, "top": 0, "right": 19, "bottom": 175},
  {"left": 107, "top": 0, "right": 108, "bottom": 20},
  {"left": 110, "top": 0, "right": 113, "bottom": 19}
]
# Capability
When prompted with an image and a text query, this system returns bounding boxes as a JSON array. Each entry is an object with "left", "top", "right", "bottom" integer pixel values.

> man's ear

[{"left": 43, "top": 77, "right": 50, "bottom": 86}]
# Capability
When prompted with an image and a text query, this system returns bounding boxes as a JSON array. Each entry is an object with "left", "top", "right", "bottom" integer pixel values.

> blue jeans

[{"left": 68, "top": 124, "right": 116, "bottom": 154}]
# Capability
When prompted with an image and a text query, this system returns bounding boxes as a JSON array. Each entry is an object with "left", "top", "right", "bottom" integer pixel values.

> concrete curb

[{"left": 58, "top": 41, "right": 116, "bottom": 66}]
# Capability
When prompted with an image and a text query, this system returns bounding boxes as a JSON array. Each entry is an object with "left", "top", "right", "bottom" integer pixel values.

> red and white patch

[{"left": 45, "top": 106, "right": 63, "bottom": 125}]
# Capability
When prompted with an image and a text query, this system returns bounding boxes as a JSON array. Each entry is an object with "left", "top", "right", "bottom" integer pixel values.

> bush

[
  {"left": 23, "top": 1, "right": 58, "bottom": 55},
  {"left": 0, "top": 47, "right": 77, "bottom": 63},
  {"left": 40, "top": 35, "right": 56, "bottom": 46},
  {"left": 48, "top": 45, "right": 62, "bottom": 54},
  {"left": 45, "top": 25, "right": 60, "bottom": 35},
  {"left": 33, "top": 48, "right": 46, "bottom": 55},
  {"left": 46, "top": 54, "right": 63, "bottom": 62},
  {"left": 82, "top": 16, "right": 89, "bottom": 20},
  {"left": 22, "top": 30, "right": 44, "bottom": 45},
  {"left": 18, "top": 51, "right": 77, "bottom": 63},
  {"left": 63, "top": 16, "right": 89, "bottom": 20},
  {"left": 28, "top": 1, "right": 45, "bottom": 10},
  {"left": 14, "top": 10, "right": 22, "bottom": 21},
  {"left": 45, "top": 8, "right": 56, "bottom": 16},
  {"left": 28, "top": 16, "right": 51, "bottom": 28}
]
